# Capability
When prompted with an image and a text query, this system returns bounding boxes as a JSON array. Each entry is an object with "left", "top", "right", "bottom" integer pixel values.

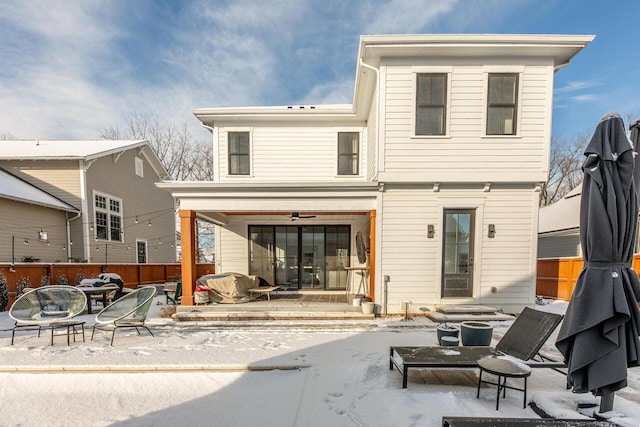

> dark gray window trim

[
  {"left": 415, "top": 73, "right": 447, "bottom": 136},
  {"left": 486, "top": 73, "right": 519, "bottom": 136}
]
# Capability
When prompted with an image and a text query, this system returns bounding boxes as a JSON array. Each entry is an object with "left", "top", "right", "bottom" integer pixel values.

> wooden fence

[
  {"left": 536, "top": 255, "right": 640, "bottom": 300},
  {"left": 0, "top": 262, "right": 215, "bottom": 307}
]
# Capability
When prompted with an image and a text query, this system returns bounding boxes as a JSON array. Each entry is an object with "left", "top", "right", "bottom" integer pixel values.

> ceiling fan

[{"left": 289, "top": 212, "right": 316, "bottom": 220}]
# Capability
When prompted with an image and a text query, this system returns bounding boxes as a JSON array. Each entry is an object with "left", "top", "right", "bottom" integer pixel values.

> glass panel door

[
  {"left": 325, "top": 225, "right": 350, "bottom": 289},
  {"left": 249, "top": 226, "right": 275, "bottom": 286},
  {"left": 275, "top": 226, "right": 298, "bottom": 287},
  {"left": 442, "top": 209, "right": 475, "bottom": 297},
  {"left": 249, "top": 225, "right": 351, "bottom": 290},
  {"left": 301, "top": 226, "right": 325, "bottom": 288}
]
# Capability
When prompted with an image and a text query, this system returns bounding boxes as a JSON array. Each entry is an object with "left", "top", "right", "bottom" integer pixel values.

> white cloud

[
  {"left": 362, "top": 0, "right": 458, "bottom": 34},
  {"left": 555, "top": 80, "right": 600, "bottom": 94},
  {"left": 570, "top": 94, "right": 598, "bottom": 102},
  {"left": 0, "top": 0, "right": 594, "bottom": 141}
]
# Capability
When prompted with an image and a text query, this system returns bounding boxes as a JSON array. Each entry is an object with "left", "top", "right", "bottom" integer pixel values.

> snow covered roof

[
  {"left": 0, "top": 168, "right": 79, "bottom": 212},
  {"left": 0, "top": 140, "right": 148, "bottom": 160},
  {"left": 538, "top": 183, "right": 582, "bottom": 234},
  {"left": 0, "top": 140, "right": 170, "bottom": 179}
]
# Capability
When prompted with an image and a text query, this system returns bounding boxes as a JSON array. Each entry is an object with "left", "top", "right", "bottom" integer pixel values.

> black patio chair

[{"left": 390, "top": 307, "right": 565, "bottom": 388}]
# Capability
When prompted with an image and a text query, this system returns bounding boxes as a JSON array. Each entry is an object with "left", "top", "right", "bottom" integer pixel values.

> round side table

[{"left": 476, "top": 356, "right": 531, "bottom": 410}]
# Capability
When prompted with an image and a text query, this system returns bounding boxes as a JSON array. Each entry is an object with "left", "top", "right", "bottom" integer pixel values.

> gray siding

[
  {"left": 85, "top": 149, "right": 176, "bottom": 263},
  {"left": 0, "top": 198, "right": 70, "bottom": 263},
  {"left": 538, "top": 234, "right": 581, "bottom": 258}
]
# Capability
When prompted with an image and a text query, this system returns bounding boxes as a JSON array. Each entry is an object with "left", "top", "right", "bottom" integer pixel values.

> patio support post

[
  {"left": 369, "top": 210, "right": 376, "bottom": 302},
  {"left": 179, "top": 209, "right": 196, "bottom": 305}
]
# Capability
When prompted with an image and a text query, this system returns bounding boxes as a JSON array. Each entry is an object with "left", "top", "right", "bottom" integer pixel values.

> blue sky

[{"left": 1, "top": 0, "right": 639, "bottom": 143}]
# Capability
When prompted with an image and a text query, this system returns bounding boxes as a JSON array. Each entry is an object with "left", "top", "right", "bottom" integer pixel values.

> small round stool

[{"left": 476, "top": 356, "right": 531, "bottom": 410}]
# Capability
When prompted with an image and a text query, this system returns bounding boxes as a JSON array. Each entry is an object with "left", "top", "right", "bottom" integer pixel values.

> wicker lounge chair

[
  {"left": 91, "top": 286, "right": 157, "bottom": 345},
  {"left": 9, "top": 285, "right": 87, "bottom": 345},
  {"left": 390, "top": 307, "right": 565, "bottom": 388}
]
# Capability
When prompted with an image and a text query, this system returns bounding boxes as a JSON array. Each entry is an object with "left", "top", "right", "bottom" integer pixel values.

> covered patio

[{"left": 158, "top": 181, "right": 381, "bottom": 308}]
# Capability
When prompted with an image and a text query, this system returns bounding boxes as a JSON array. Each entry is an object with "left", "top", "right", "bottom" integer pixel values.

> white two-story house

[{"left": 160, "top": 34, "right": 593, "bottom": 313}]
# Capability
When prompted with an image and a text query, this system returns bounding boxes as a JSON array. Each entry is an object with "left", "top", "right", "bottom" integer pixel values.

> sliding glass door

[{"left": 249, "top": 225, "right": 350, "bottom": 290}]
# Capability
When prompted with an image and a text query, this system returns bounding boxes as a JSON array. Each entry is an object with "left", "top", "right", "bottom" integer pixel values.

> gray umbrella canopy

[{"left": 556, "top": 112, "right": 640, "bottom": 397}]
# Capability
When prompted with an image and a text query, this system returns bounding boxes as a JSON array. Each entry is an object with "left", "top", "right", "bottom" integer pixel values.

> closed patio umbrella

[{"left": 556, "top": 112, "right": 640, "bottom": 416}]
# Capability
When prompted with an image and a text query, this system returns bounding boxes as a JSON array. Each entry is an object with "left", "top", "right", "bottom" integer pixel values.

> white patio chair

[
  {"left": 91, "top": 286, "right": 157, "bottom": 345},
  {"left": 9, "top": 285, "right": 87, "bottom": 345}
]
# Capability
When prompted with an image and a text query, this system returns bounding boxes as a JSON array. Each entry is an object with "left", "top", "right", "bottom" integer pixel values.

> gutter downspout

[
  {"left": 66, "top": 211, "right": 81, "bottom": 262},
  {"left": 358, "top": 58, "right": 380, "bottom": 178},
  {"left": 199, "top": 121, "right": 218, "bottom": 272},
  {"left": 360, "top": 58, "right": 385, "bottom": 314},
  {"left": 79, "top": 160, "right": 91, "bottom": 262}
]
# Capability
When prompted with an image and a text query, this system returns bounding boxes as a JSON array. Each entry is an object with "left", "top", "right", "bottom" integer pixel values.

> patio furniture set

[
  {"left": 7, "top": 285, "right": 156, "bottom": 346},
  {"left": 390, "top": 307, "right": 567, "bottom": 412}
]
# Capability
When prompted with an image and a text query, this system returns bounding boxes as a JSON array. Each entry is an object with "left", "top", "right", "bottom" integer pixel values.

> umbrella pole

[{"left": 599, "top": 391, "right": 614, "bottom": 413}]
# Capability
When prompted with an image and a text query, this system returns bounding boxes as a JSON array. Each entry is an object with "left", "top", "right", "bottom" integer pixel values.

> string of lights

[{"left": 3, "top": 207, "right": 181, "bottom": 262}]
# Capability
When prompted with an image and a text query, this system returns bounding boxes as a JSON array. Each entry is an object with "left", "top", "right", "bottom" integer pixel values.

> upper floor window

[
  {"left": 487, "top": 73, "right": 518, "bottom": 135},
  {"left": 94, "top": 192, "right": 122, "bottom": 242},
  {"left": 416, "top": 73, "right": 447, "bottom": 136},
  {"left": 337, "top": 132, "right": 359, "bottom": 175},
  {"left": 135, "top": 156, "right": 144, "bottom": 177},
  {"left": 228, "top": 131, "right": 250, "bottom": 175}
]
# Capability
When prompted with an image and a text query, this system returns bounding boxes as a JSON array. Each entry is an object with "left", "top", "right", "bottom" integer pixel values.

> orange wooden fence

[
  {"left": 536, "top": 255, "right": 640, "bottom": 300},
  {"left": 0, "top": 262, "right": 214, "bottom": 306}
]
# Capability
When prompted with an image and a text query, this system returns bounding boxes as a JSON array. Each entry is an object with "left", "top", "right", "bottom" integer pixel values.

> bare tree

[
  {"left": 540, "top": 134, "right": 588, "bottom": 206},
  {"left": 0, "top": 132, "right": 19, "bottom": 140},
  {"left": 540, "top": 113, "right": 640, "bottom": 206},
  {"left": 102, "top": 113, "right": 213, "bottom": 181}
]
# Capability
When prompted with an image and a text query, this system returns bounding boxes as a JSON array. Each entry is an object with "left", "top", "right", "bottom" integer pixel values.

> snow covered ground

[{"left": 0, "top": 298, "right": 638, "bottom": 427}]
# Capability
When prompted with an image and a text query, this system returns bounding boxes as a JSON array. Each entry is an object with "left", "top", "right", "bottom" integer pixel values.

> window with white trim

[
  {"left": 337, "top": 132, "right": 359, "bottom": 175},
  {"left": 416, "top": 73, "right": 447, "bottom": 136},
  {"left": 135, "top": 156, "right": 144, "bottom": 177},
  {"left": 486, "top": 73, "right": 519, "bottom": 135},
  {"left": 228, "top": 131, "right": 250, "bottom": 175},
  {"left": 94, "top": 192, "right": 122, "bottom": 242},
  {"left": 137, "top": 240, "right": 147, "bottom": 263}
]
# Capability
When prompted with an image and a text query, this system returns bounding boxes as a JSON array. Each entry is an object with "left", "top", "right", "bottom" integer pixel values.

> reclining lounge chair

[{"left": 390, "top": 307, "right": 565, "bottom": 388}]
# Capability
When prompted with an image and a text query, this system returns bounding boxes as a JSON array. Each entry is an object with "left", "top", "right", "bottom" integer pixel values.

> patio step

[
  {"left": 173, "top": 299, "right": 375, "bottom": 322},
  {"left": 426, "top": 305, "right": 515, "bottom": 323},
  {"left": 173, "top": 311, "right": 375, "bottom": 322}
]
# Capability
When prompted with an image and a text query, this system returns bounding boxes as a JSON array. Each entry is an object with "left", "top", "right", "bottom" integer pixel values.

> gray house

[
  {"left": 0, "top": 140, "right": 176, "bottom": 263},
  {"left": 0, "top": 167, "right": 79, "bottom": 263},
  {"left": 537, "top": 184, "right": 582, "bottom": 259}
]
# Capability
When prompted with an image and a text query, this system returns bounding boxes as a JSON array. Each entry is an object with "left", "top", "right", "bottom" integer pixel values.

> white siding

[
  {"left": 379, "top": 59, "right": 554, "bottom": 183},
  {"left": 366, "top": 90, "right": 378, "bottom": 181},
  {"left": 216, "top": 214, "right": 369, "bottom": 278},
  {"left": 380, "top": 184, "right": 538, "bottom": 314},
  {"left": 215, "top": 123, "right": 368, "bottom": 182}
]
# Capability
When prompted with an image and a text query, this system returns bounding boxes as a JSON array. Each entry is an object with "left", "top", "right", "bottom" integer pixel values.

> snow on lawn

[{"left": 0, "top": 298, "right": 638, "bottom": 427}]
